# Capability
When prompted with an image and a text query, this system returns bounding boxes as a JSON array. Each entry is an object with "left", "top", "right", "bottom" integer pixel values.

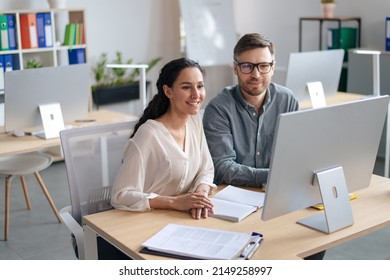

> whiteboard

[{"left": 179, "top": 0, "right": 237, "bottom": 66}]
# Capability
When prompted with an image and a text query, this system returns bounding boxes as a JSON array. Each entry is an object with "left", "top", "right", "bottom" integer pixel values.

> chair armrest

[{"left": 59, "top": 206, "right": 85, "bottom": 259}]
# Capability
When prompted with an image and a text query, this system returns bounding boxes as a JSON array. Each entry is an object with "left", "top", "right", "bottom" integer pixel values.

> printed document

[{"left": 141, "top": 224, "right": 257, "bottom": 260}]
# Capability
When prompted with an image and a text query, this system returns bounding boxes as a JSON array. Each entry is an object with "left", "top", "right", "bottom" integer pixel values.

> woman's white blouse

[{"left": 111, "top": 114, "right": 215, "bottom": 211}]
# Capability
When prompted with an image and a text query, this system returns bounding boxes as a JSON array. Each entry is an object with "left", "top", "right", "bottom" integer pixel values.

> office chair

[
  {"left": 59, "top": 121, "right": 136, "bottom": 259},
  {"left": 0, "top": 151, "right": 62, "bottom": 241}
]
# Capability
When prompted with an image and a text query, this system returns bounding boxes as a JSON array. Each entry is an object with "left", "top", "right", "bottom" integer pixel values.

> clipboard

[
  {"left": 140, "top": 230, "right": 263, "bottom": 260},
  {"left": 237, "top": 232, "right": 263, "bottom": 260},
  {"left": 139, "top": 247, "right": 199, "bottom": 260}
]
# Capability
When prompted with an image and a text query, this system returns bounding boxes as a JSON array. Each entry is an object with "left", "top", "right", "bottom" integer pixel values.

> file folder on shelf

[
  {"left": 386, "top": 17, "right": 390, "bottom": 51},
  {"left": 36, "top": 13, "right": 46, "bottom": 48},
  {"left": 327, "top": 27, "right": 357, "bottom": 61},
  {"left": 7, "top": 14, "right": 17, "bottom": 50},
  {"left": 63, "top": 23, "right": 76, "bottom": 46},
  {"left": 68, "top": 48, "right": 86, "bottom": 64},
  {"left": 0, "top": 14, "right": 9, "bottom": 50},
  {"left": 79, "top": 23, "right": 85, "bottom": 44},
  {"left": 63, "top": 23, "right": 84, "bottom": 46},
  {"left": 19, "top": 13, "right": 38, "bottom": 49},
  {"left": 3, "top": 54, "right": 13, "bottom": 71},
  {"left": 43, "top": 13, "right": 53, "bottom": 47}
]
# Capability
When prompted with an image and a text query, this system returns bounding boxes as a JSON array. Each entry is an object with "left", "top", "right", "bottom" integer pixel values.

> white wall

[
  {"left": 233, "top": 0, "right": 390, "bottom": 84},
  {"left": 1, "top": 0, "right": 389, "bottom": 116}
]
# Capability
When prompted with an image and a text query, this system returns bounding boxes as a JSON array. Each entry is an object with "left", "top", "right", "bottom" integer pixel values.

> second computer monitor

[
  {"left": 261, "top": 95, "right": 389, "bottom": 233},
  {"left": 285, "top": 49, "right": 344, "bottom": 102},
  {"left": 4, "top": 64, "right": 90, "bottom": 133}
]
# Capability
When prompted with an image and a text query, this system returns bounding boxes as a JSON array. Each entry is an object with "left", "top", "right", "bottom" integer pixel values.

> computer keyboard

[{"left": 27, "top": 125, "right": 74, "bottom": 139}]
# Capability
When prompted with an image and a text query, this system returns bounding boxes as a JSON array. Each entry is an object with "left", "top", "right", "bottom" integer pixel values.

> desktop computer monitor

[
  {"left": 285, "top": 49, "right": 344, "bottom": 102},
  {"left": 4, "top": 64, "right": 90, "bottom": 133},
  {"left": 261, "top": 95, "right": 389, "bottom": 233}
]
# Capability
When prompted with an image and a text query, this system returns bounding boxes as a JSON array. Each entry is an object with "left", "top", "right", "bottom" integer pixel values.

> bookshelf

[
  {"left": 298, "top": 17, "right": 361, "bottom": 52},
  {"left": 0, "top": 8, "right": 87, "bottom": 70},
  {"left": 298, "top": 17, "right": 361, "bottom": 92}
]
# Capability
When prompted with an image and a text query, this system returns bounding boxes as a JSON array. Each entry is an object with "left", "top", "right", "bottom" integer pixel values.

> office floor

[{"left": 0, "top": 160, "right": 389, "bottom": 260}]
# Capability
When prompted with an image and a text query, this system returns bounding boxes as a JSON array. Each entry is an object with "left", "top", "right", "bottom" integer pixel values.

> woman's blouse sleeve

[{"left": 111, "top": 135, "right": 156, "bottom": 211}]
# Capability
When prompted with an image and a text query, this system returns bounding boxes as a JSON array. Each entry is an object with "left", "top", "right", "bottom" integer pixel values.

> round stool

[{"left": 0, "top": 152, "right": 62, "bottom": 241}]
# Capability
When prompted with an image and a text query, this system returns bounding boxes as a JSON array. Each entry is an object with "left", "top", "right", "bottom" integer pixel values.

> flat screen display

[{"left": 4, "top": 64, "right": 90, "bottom": 132}]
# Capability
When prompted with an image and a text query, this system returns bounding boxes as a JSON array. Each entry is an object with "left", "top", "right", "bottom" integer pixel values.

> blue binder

[
  {"left": 7, "top": 14, "right": 17, "bottom": 50},
  {"left": 3, "top": 54, "right": 13, "bottom": 71},
  {"left": 43, "top": 13, "right": 53, "bottom": 47},
  {"left": 68, "top": 48, "right": 86, "bottom": 64},
  {"left": 36, "top": 13, "right": 46, "bottom": 48},
  {"left": 386, "top": 17, "right": 390, "bottom": 52},
  {"left": 0, "top": 54, "right": 4, "bottom": 72}
]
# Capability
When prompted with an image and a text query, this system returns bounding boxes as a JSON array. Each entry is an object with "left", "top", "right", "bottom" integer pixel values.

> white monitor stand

[
  {"left": 297, "top": 166, "right": 354, "bottom": 233},
  {"left": 306, "top": 81, "right": 327, "bottom": 108},
  {"left": 37, "top": 103, "right": 65, "bottom": 139}
]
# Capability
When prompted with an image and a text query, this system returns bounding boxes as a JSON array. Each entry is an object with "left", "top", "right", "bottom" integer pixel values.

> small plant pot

[
  {"left": 48, "top": 0, "right": 67, "bottom": 9},
  {"left": 322, "top": 3, "right": 335, "bottom": 18}
]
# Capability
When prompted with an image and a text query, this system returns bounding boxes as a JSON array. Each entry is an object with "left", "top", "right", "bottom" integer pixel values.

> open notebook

[{"left": 210, "top": 185, "right": 265, "bottom": 222}]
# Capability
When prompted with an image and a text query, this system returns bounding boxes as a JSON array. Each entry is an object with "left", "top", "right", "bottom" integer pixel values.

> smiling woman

[
  {"left": 111, "top": 57, "right": 217, "bottom": 221},
  {"left": 162, "top": 67, "right": 206, "bottom": 119}
]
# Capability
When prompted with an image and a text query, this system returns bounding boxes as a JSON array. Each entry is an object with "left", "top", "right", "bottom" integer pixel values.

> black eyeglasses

[{"left": 234, "top": 60, "right": 275, "bottom": 74}]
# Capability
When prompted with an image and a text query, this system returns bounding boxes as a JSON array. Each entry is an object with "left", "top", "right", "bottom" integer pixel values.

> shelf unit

[
  {"left": 298, "top": 17, "right": 361, "bottom": 92},
  {"left": 0, "top": 8, "right": 87, "bottom": 70},
  {"left": 299, "top": 17, "right": 361, "bottom": 52}
]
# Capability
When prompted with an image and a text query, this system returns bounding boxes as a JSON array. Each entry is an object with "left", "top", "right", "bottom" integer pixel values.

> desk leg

[
  {"left": 385, "top": 103, "right": 390, "bottom": 178},
  {"left": 84, "top": 225, "right": 99, "bottom": 260}
]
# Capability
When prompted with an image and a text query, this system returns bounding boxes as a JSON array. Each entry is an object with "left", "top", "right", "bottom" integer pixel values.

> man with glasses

[
  {"left": 203, "top": 33, "right": 298, "bottom": 188},
  {"left": 203, "top": 33, "right": 325, "bottom": 260}
]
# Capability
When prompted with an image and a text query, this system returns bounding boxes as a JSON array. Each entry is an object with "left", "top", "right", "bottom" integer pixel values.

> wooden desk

[
  {"left": 0, "top": 110, "right": 137, "bottom": 158},
  {"left": 299, "top": 91, "right": 364, "bottom": 109},
  {"left": 83, "top": 175, "right": 390, "bottom": 260}
]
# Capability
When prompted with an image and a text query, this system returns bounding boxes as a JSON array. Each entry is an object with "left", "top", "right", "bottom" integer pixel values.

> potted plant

[
  {"left": 91, "top": 52, "right": 161, "bottom": 108},
  {"left": 47, "top": 0, "right": 67, "bottom": 9},
  {"left": 26, "top": 59, "right": 43, "bottom": 69},
  {"left": 321, "top": 0, "right": 335, "bottom": 18}
]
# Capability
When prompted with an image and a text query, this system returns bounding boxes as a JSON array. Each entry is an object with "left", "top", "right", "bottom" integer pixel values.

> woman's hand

[
  {"left": 171, "top": 192, "right": 214, "bottom": 219},
  {"left": 190, "top": 184, "right": 214, "bottom": 219},
  {"left": 190, "top": 191, "right": 214, "bottom": 219},
  {"left": 148, "top": 184, "right": 214, "bottom": 219}
]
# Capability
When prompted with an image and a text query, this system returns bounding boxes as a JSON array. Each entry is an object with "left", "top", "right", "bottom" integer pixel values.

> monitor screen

[
  {"left": 285, "top": 49, "right": 344, "bottom": 102},
  {"left": 4, "top": 64, "right": 90, "bottom": 132},
  {"left": 261, "top": 95, "right": 389, "bottom": 233}
]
